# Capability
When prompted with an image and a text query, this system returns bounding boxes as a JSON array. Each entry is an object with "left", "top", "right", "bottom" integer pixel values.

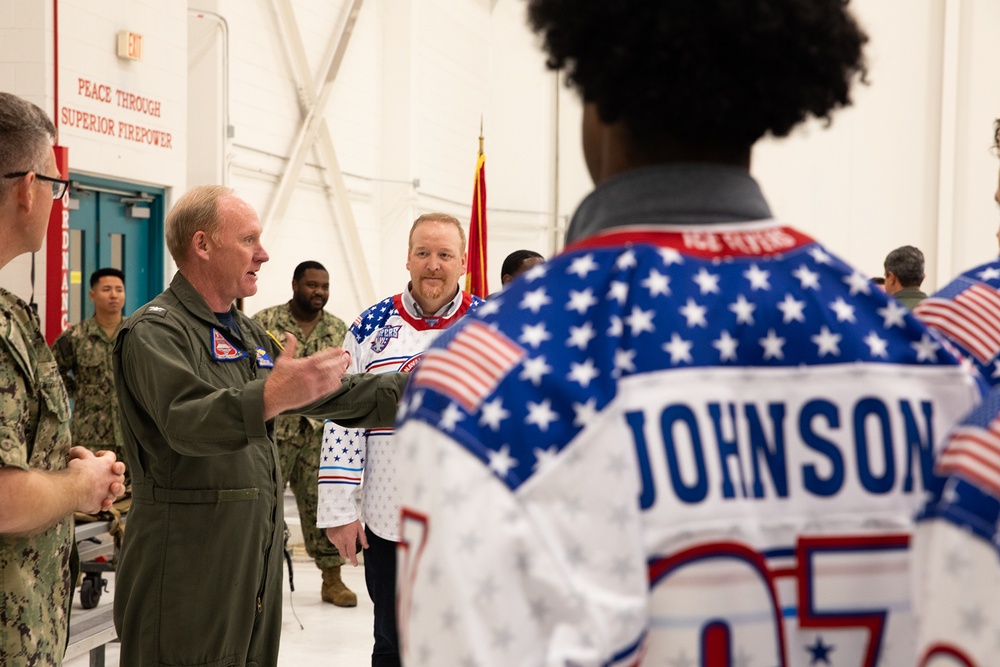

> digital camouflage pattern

[
  {"left": 252, "top": 303, "right": 347, "bottom": 568},
  {"left": 52, "top": 316, "right": 123, "bottom": 461},
  {"left": 0, "top": 288, "right": 74, "bottom": 667}
]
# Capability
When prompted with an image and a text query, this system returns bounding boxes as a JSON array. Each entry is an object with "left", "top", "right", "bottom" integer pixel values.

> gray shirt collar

[{"left": 565, "top": 163, "right": 773, "bottom": 245}]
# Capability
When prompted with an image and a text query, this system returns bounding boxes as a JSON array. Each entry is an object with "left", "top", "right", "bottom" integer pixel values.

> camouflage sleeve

[
  {"left": 329, "top": 314, "right": 347, "bottom": 347},
  {"left": 51, "top": 330, "right": 77, "bottom": 398},
  {"left": 0, "top": 341, "right": 31, "bottom": 470},
  {"left": 251, "top": 307, "right": 274, "bottom": 333}
]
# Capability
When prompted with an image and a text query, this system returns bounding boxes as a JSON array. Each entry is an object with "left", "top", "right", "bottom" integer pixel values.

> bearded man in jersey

[
  {"left": 392, "top": 2, "right": 984, "bottom": 666},
  {"left": 318, "top": 212, "right": 484, "bottom": 667},
  {"left": 913, "top": 119, "right": 1000, "bottom": 386},
  {"left": 910, "top": 118, "right": 1000, "bottom": 665}
]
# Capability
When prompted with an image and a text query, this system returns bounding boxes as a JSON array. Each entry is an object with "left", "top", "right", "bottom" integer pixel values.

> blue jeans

[{"left": 364, "top": 526, "right": 400, "bottom": 667}]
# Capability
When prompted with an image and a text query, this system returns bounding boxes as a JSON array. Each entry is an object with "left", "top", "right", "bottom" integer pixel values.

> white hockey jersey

[
  {"left": 316, "top": 289, "right": 483, "bottom": 540},
  {"left": 395, "top": 222, "right": 984, "bottom": 667},
  {"left": 910, "top": 257, "right": 1000, "bottom": 666},
  {"left": 914, "top": 257, "right": 1000, "bottom": 388}
]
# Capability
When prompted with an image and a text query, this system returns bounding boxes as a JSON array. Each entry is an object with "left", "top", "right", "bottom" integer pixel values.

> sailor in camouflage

[
  {"left": 252, "top": 260, "right": 356, "bottom": 607},
  {"left": 0, "top": 92, "right": 126, "bottom": 667},
  {"left": 0, "top": 294, "right": 75, "bottom": 666},
  {"left": 53, "top": 268, "right": 126, "bottom": 471}
]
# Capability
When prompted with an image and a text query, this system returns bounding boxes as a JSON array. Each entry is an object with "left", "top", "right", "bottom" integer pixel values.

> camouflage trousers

[{"left": 279, "top": 420, "right": 345, "bottom": 569}]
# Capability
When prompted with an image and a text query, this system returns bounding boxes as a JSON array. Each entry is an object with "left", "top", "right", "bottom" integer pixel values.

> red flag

[{"left": 465, "top": 138, "right": 488, "bottom": 298}]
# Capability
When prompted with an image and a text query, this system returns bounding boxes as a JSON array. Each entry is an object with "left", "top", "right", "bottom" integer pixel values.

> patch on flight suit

[
  {"left": 255, "top": 346, "right": 274, "bottom": 368},
  {"left": 146, "top": 305, "right": 167, "bottom": 317},
  {"left": 371, "top": 324, "right": 401, "bottom": 353},
  {"left": 211, "top": 328, "right": 246, "bottom": 361}
]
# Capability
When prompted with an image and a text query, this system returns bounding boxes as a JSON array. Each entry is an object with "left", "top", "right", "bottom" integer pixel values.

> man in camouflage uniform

[
  {"left": 0, "top": 93, "right": 126, "bottom": 666},
  {"left": 53, "top": 267, "right": 127, "bottom": 475},
  {"left": 252, "top": 260, "right": 356, "bottom": 606}
]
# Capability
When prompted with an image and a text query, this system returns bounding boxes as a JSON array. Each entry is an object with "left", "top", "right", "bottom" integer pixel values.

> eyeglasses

[{"left": 3, "top": 171, "right": 71, "bottom": 200}]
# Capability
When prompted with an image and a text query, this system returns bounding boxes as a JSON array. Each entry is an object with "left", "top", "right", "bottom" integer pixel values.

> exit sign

[{"left": 116, "top": 31, "right": 143, "bottom": 61}]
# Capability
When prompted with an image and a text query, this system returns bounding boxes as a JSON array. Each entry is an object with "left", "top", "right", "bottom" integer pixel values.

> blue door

[{"left": 67, "top": 177, "right": 165, "bottom": 323}]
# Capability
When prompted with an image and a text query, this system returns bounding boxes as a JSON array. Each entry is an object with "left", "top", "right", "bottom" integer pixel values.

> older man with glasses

[{"left": 0, "top": 92, "right": 127, "bottom": 666}]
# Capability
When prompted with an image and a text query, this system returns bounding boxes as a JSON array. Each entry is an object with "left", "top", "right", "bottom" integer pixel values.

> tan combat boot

[{"left": 321, "top": 566, "right": 358, "bottom": 607}]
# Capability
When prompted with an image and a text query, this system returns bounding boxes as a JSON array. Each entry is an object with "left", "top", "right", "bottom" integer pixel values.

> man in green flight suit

[
  {"left": 253, "top": 260, "right": 357, "bottom": 607},
  {"left": 112, "top": 184, "right": 407, "bottom": 667},
  {"left": 53, "top": 268, "right": 127, "bottom": 476},
  {"left": 0, "top": 92, "right": 127, "bottom": 667}
]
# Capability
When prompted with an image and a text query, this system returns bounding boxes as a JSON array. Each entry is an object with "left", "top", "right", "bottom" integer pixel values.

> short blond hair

[
  {"left": 165, "top": 185, "right": 235, "bottom": 265},
  {"left": 408, "top": 212, "right": 467, "bottom": 251}
]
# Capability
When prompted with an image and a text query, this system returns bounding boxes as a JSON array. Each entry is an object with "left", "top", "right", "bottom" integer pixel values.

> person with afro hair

[{"left": 392, "top": 2, "right": 984, "bottom": 665}]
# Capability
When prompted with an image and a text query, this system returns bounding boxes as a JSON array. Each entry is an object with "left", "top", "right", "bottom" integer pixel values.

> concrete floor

[{"left": 64, "top": 491, "right": 375, "bottom": 666}]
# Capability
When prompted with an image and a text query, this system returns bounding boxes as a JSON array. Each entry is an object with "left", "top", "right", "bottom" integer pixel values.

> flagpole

[{"left": 466, "top": 118, "right": 489, "bottom": 298}]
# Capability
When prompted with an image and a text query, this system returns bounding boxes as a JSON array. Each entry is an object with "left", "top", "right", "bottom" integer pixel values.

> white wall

[
  {"left": 3, "top": 0, "right": 999, "bottom": 332},
  {"left": 752, "top": 0, "right": 1000, "bottom": 292},
  {"left": 0, "top": 0, "right": 52, "bottom": 309},
  {"left": 56, "top": 1, "right": 187, "bottom": 188},
  {"left": 214, "top": 0, "right": 564, "bottom": 320},
  {"left": 0, "top": 0, "right": 187, "bottom": 327}
]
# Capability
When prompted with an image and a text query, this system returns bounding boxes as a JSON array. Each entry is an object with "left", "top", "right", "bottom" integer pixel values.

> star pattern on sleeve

[
  {"left": 520, "top": 288, "right": 553, "bottom": 314},
  {"left": 743, "top": 263, "right": 771, "bottom": 291},
  {"left": 978, "top": 266, "right": 1000, "bottom": 281},
  {"left": 641, "top": 268, "right": 671, "bottom": 297}
]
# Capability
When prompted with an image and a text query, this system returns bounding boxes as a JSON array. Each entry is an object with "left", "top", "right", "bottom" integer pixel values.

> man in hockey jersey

[
  {"left": 393, "top": 2, "right": 984, "bottom": 666},
  {"left": 910, "top": 118, "right": 1000, "bottom": 665},
  {"left": 318, "top": 212, "right": 484, "bottom": 667},
  {"left": 914, "top": 118, "right": 1000, "bottom": 387}
]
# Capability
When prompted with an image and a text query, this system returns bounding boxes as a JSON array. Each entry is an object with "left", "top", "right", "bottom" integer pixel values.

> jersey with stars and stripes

[
  {"left": 395, "top": 220, "right": 984, "bottom": 667},
  {"left": 911, "top": 258, "right": 1000, "bottom": 666},
  {"left": 913, "top": 385, "right": 1000, "bottom": 667},
  {"left": 316, "top": 290, "right": 483, "bottom": 541},
  {"left": 914, "top": 257, "right": 1000, "bottom": 388}
]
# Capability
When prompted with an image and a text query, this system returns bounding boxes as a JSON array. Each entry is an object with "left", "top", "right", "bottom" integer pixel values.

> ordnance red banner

[{"left": 45, "top": 145, "right": 70, "bottom": 344}]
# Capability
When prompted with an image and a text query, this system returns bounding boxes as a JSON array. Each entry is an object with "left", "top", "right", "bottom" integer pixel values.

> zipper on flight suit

[{"left": 244, "top": 339, "right": 267, "bottom": 619}]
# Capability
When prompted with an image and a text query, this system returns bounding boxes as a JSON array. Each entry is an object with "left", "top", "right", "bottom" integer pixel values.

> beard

[
  {"left": 293, "top": 293, "right": 325, "bottom": 315},
  {"left": 414, "top": 278, "right": 447, "bottom": 305}
]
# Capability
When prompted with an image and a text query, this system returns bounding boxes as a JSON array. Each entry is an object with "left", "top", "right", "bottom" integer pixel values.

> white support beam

[
  {"left": 263, "top": 0, "right": 375, "bottom": 305},
  {"left": 934, "top": 0, "right": 961, "bottom": 287}
]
